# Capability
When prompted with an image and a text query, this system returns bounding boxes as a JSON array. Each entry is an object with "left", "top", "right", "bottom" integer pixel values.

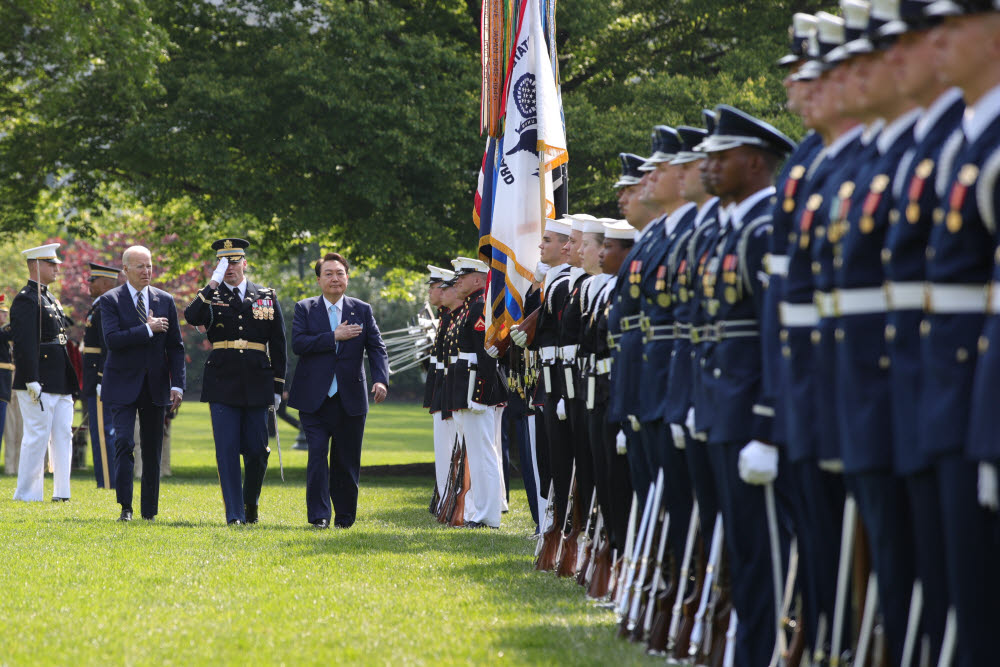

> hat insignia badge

[{"left": 224, "top": 239, "right": 233, "bottom": 249}]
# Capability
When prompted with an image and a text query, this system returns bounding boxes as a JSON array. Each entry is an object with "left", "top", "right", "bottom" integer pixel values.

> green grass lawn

[{"left": 0, "top": 401, "right": 656, "bottom": 666}]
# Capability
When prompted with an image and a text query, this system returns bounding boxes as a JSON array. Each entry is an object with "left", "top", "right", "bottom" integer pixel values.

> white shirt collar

[
  {"left": 827, "top": 124, "right": 865, "bottom": 158},
  {"left": 729, "top": 186, "right": 776, "bottom": 229},
  {"left": 665, "top": 202, "right": 697, "bottom": 235},
  {"left": 126, "top": 282, "right": 148, "bottom": 303},
  {"left": 963, "top": 81, "right": 1000, "bottom": 143},
  {"left": 223, "top": 278, "right": 248, "bottom": 299},
  {"left": 694, "top": 197, "right": 720, "bottom": 228},
  {"left": 876, "top": 107, "right": 922, "bottom": 154},
  {"left": 323, "top": 295, "right": 345, "bottom": 312},
  {"left": 915, "top": 88, "right": 964, "bottom": 142},
  {"left": 861, "top": 119, "right": 885, "bottom": 145}
]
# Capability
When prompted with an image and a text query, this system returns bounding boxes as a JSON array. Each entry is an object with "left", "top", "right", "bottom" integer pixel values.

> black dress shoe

[
  {"left": 141, "top": 515, "right": 155, "bottom": 522},
  {"left": 51, "top": 497, "right": 70, "bottom": 502},
  {"left": 465, "top": 521, "right": 485, "bottom": 529},
  {"left": 228, "top": 519, "right": 243, "bottom": 526},
  {"left": 245, "top": 505, "right": 259, "bottom": 524},
  {"left": 312, "top": 519, "right": 330, "bottom": 529},
  {"left": 333, "top": 522, "right": 352, "bottom": 529},
  {"left": 118, "top": 509, "right": 133, "bottom": 522}
]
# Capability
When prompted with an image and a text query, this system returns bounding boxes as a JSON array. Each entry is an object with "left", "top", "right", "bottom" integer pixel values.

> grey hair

[{"left": 122, "top": 245, "right": 152, "bottom": 267}]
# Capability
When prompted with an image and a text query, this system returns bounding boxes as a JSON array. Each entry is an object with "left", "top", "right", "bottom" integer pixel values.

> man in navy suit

[
  {"left": 100, "top": 245, "right": 185, "bottom": 522},
  {"left": 287, "top": 252, "right": 389, "bottom": 529}
]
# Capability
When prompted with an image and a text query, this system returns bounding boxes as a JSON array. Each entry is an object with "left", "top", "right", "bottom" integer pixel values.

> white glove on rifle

[
  {"left": 556, "top": 398, "right": 567, "bottom": 421},
  {"left": 26, "top": 381, "right": 42, "bottom": 403},
  {"left": 468, "top": 401, "right": 488, "bottom": 414},
  {"left": 615, "top": 429, "right": 627, "bottom": 455},
  {"left": 818, "top": 459, "right": 845, "bottom": 474},
  {"left": 210, "top": 257, "right": 229, "bottom": 285},
  {"left": 485, "top": 345, "right": 499, "bottom": 358},
  {"left": 274, "top": 394, "right": 282, "bottom": 412},
  {"left": 979, "top": 462, "right": 999, "bottom": 511},
  {"left": 533, "top": 262, "right": 550, "bottom": 283},
  {"left": 510, "top": 328, "right": 528, "bottom": 348},
  {"left": 670, "top": 423, "right": 686, "bottom": 450},
  {"left": 96, "top": 383, "right": 102, "bottom": 399},
  {"left": 738, "top": 440, "right": 779, "bottom": 485},
  {"left": 686, "top": 406, "right": 707, "bottom": 442}
]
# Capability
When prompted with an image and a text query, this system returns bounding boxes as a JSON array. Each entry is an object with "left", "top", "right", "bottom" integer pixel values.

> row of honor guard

[{"left": 420, "top": 1, "right": 1000, "bottom": 665}]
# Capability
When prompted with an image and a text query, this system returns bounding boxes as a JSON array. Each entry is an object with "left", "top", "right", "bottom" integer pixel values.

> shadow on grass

[{"left": 163, "top": 466, "right": 434, "bottom": 486}]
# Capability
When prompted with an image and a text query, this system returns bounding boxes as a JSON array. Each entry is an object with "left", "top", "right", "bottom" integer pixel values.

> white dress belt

[
  {"left": 539, "top": 346, "right": 557, "bottom": 362},
  {"left": 833, "top": 287, "right": 887, "bottom": 316},
  {"left": 779, "top": 302, "right": 819, "bottom": 328},
  {"left": 814, "top": 291, "right": 836, "bottom": 318},
  {"left": 558, "top": 344, "right": 578, "bottom": 360},
  {"left": 457, "top": 352, "right": 478, "bottom": 363},
  {"left": 884, "top": 281, "right": 925, "bottom": 311},
  {"left": 925, "top": 283, "right": 988, "bottom": 314}
]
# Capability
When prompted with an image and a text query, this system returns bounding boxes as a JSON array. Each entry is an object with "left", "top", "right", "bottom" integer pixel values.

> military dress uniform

[
  {"left": 586, "top": 220, "right": 635, "bottom": 552},
  {"left": 883, "top": 84, "right": 965, "bottom": 661},
  {"left": 666, "top": 193, "right": 722, "bottom": 549},
  {"left": 183, "top": 239, "right": 287, "bottom": 525},
  {"left": 638, "top": 199, "right": 697, "bottom": 567},
  {"left": 695, "top": 106, "right": 797, "bottom": 667},
  {"left": 531, "top": 253, "right": 574, "bottom": 527},
  {"left": 446, "top": 260, "right": 508, "bottom": 529},
  {"left": 0, "top": 297, "right": 11, "bottom": 456},
  {"left": 82, "top": 263, "right": 120, "bottom": 489},
  {"left": 556, "top": 262, "right": 594, "bottom": 520},
  {"left": 606, "top": 165, "right": 668, "bottom": 511},
  {"left": 10, "top": 244, "right": 78, "bottom": 502},
  {"left": 923, "top": 71, "right": 1000, "bottom": 666},
  {"left": 423, "top": 266, "right": 454, "bottom": 504}
]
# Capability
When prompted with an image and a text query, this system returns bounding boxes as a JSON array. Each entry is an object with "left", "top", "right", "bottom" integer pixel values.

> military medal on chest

[
  {"left": 906, "top": 159, "right": 934, "bottom": 224},
  {"left": 945, "top": 164, "right": 979, "bottom": 234}
]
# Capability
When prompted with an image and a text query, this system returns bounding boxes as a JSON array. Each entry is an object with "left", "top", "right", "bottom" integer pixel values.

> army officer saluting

[{"left": 184, "top": 238, "right": 287, "bottom": 525}]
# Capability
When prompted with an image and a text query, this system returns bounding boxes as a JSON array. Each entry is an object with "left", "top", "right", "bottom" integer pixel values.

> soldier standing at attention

[
  {"left": 0, "top": 294, "right": 11, "bottom": 458},
  {"left": 82, "top": 262, "right": 121, "bottom": 489},
  {"left": 10, "top": 243, "right": 78, "bottom": 503},
  {"left": 184, "top": 239, "right": 287, "bottom": 525}
]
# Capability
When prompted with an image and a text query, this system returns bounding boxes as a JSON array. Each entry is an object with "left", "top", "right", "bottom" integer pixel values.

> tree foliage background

[{"left": 1, "top": 0, "right": 835, "bottom": 391}]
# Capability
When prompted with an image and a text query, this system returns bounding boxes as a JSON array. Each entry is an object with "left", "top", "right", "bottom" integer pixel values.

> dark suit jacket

[
  {"left": 99, "top": 284, "right": 186, "bottom": 407},
  {"left": 287, "top": 295, "right": 388, "bottom": 417}
]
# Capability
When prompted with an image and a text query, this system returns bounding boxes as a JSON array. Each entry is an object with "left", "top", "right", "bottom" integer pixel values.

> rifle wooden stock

[
  {"left": 436, "top": 439, "right": 461, "bottom": 523},
  {"left": 510, "top": 307, "right": 540, "bottom": 348},
  {"left": 575, "top": 491, "right": 598, "bottom": 585},
  {"left": 448, "top": 443, "right": 469, "bottom": 527},
  {"left": 671, "top": 550, "right": 704, "bottom": 661},
  {"left": 586, "top": 542, "right": 613, "bottom": 600},
  {"left": 553, "top": 463, "right": 577, "bottom": 576},
  {"left": 535, "top": 527, "right": 561, "bottom": 571},
  {"left": 557, "top": 477, "right": 583, "bottom": 578},
  {"left": 783, "top": 617, "right": 806, "bottom": 667}
]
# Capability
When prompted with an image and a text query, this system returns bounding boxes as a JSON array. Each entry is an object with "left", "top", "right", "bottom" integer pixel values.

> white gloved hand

[
  {"left": 818, "top": 459, "right": 845, "bottom": 473},
  {"left": 468, "top": 401, "right": 488, "bottom": 414},
  {"left": 485, "top": 345, "right": 499, "bottom": 358},
  {"left": 96, "top": 383, "right": 102, "bottom": 399},
  {"left": 274, "top": 394, "right": 282, "bottom": 411},
  {"left": 686, "top": 406, "right": 707, "bottom": 442},
  {"left": 978, "top": 462, "right": 999, "bottom": 511},
  {"left": 556, "top": 398, "right": 567, "bottom": 421},
  {"left": 510, "top": 328, "right": 528, "bottom": 348},
  {"left": 533, "top": 261, "right": 551, "bottom": 283},
  {"left": 615, "top": 429, "right": 627, "bottom": 455},
  {"left": 738, "top": 440, "right": 779, "bottom": 485},
  {"left": 211, "top": 257, "right": 229, "bottom": 285},
  {"left": 26, "top": 381, "right": 42, "bottom": 403},
  {"left": 670, "top": 423, "right": 687, "bottom": 450}
]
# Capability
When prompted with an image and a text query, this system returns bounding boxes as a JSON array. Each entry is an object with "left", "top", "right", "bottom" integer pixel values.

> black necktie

[{"left": 136, "top": 290, "right": 146, "bottom": 324}]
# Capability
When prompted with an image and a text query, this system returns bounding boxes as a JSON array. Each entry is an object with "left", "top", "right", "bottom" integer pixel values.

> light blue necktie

[{"left": 328, "top": 304, "right": 339, "bottom": 397}]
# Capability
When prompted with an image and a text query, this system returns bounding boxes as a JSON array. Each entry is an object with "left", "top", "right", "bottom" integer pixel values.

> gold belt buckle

[{"left": 233, "top": 339, "right": 248, "bottom": 350}]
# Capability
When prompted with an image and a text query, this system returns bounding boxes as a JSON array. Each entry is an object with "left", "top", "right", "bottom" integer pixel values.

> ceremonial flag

[{"left": 475, "top": 0, "right": 567, "bottom": 344}]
